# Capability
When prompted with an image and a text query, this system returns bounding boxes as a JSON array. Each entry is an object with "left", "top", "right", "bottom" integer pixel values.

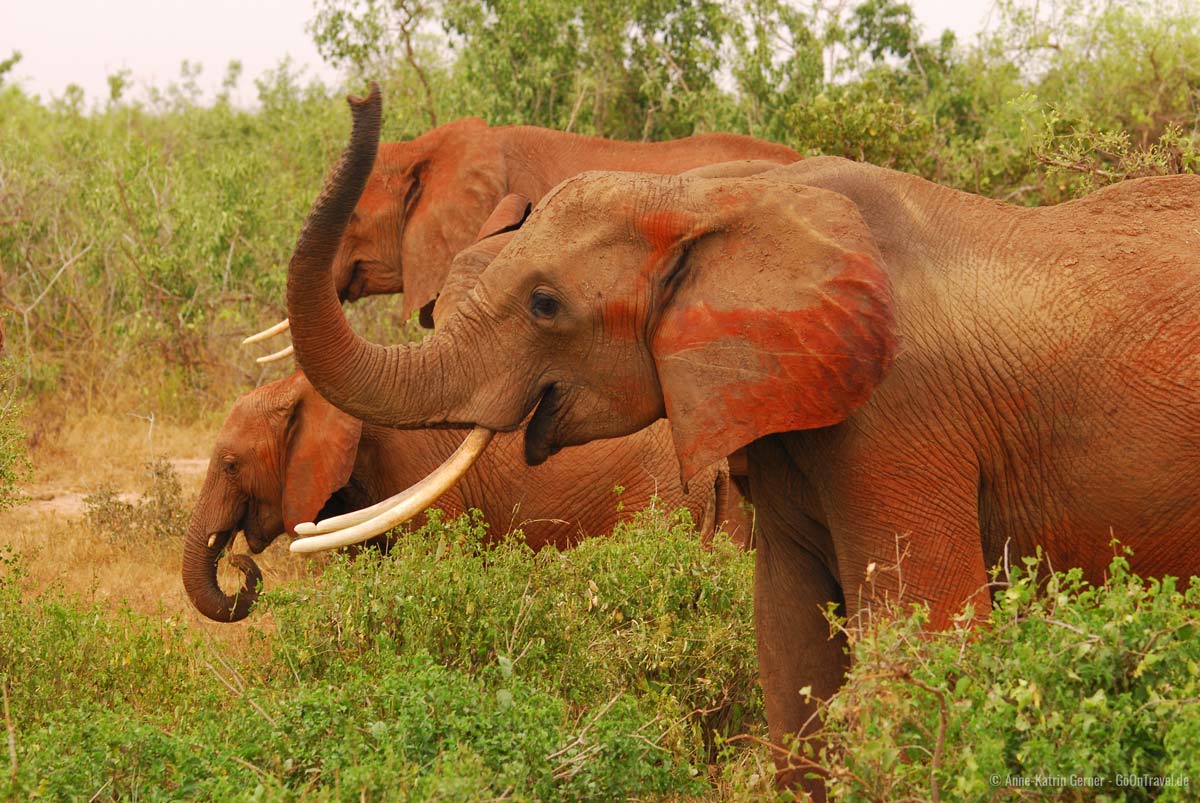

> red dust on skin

[
  {"left": 600, "top": 209, "right": 700, "bottom": 340},
  {"left": 653, "top": 251, "right": 897, "bottom": 476}
]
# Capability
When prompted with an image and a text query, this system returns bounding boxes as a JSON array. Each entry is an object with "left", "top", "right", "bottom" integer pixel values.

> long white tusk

[
  {"left": 290, "top": 426, "right": 494, "bottom": 554},
  {"left": 242, "top": 318, "right": 291, "bottom": 345},
  {"left": 255, "top": 344, "right": 295, "bottom": 364},
  {"left": 296, "top": 485, "right": 414, "bottom": 535}
]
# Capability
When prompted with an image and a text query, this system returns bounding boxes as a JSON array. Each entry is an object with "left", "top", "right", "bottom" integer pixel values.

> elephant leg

[{"left": 748, "top": 439, "right": 846, "bottom": 801}]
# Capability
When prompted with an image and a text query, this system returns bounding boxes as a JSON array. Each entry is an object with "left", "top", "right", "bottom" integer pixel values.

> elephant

[
  {"left": 243, "top": 103, "right": 798, "bottom": 360},
  {"left": 182, "top": 370, "right": 748, "bottom": 623},
  {"left": 281, "top": 88, "right": 1200, "bottom": 796}
]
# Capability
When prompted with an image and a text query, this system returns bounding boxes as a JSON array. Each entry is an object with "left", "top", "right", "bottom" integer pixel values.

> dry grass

[{"left": 0, "top": 406, "right": 321, "bottom": 653}]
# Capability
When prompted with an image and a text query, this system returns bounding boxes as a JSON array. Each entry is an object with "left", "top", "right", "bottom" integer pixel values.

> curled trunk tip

[
  {"left": 350, "top": 81, "right": 381, "bottom": 109},
  {"left": 182, "top": 528, "right": 264, "bottom": 623}
]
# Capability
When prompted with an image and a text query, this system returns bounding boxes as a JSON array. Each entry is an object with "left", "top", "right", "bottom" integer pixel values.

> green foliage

[
  {"left": 0, "top": 71, "right": 347, "bottom": 409},
  {"left": 267, "top": 506, "right": 759, "bottom": 759},
  {"left": 305, "top": 0, "right": 1199, "bottom": 198},
  {"left": 814, "top": 552, "right": 1200, "bottom": 801},
  {"left": 0, "top": 51, "right": 20, "bottom": 85},
  {"left": 0, "top": 360, "right": 30, "bottom": 511},
  {"left": 1, "top": 509, "right": 756, "bottom": 800}
]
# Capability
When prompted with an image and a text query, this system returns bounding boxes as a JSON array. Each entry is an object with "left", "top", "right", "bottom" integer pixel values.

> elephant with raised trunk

[
  {"left": 283, "top": 87, "right": 1200, "bottom": 798},
  {"left": 244, "top": 101, "right": 798, "bottom": 360},
  {"left": 182, "top": 371, "right": 747, "bottom": 623}
]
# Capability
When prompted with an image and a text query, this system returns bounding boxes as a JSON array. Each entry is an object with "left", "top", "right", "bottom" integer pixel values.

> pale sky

[{"left": 2, "top": 0, "right": 997, "bottom": 107}]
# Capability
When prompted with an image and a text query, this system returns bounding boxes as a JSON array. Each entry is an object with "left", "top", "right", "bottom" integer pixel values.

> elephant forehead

[
  {"left": 498, "top": 214, "right": 639, "bottom": 282},
  {"left": 534, "top": 171, "right": 682, "bottom": 226}
]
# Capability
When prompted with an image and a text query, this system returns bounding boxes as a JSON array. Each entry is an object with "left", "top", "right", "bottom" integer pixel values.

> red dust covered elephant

[{"left": 281, "top": 88, "right": 1200, "bottom": 798}]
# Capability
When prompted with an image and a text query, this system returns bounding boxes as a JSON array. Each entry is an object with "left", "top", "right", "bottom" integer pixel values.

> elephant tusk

[
  {"left": 290, "top": 426, "right": 493, "bottom": 554},
  {"left": 296, "top": 485, "right": 419, "bottom": 535},
  {"left": 242, "top": 318, "right": 291, "bottom": 345},
  {"left": 255, "top": 344, "right": 295, "bottom": 364}
]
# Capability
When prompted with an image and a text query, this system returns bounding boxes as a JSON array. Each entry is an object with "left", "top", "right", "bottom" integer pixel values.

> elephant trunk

[
  {"left": 285, "top": 84, "right": 480, "bottom": 429},
  {"left": 181, "top": 489, "right": 263, "bottom": 623}
]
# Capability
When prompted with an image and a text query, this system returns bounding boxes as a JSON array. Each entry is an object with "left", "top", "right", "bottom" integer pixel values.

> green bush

[
  {"left": 7, "top": 506, "right": 1200, "bottom": 799},
  {"left": 266, "top": 506, "right": 760, "bottom": 761},
  {"left": 1, "top": 508, "right": 757, "bottom": 801},
  {"left": 814, "top": 551, "right": 1200, "bottom": 801}
]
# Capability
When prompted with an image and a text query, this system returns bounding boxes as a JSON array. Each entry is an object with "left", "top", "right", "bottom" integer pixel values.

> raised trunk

[
  {"left": 181, "top": 518, "right": 262, "bottom": 623},
  {"left": 286, "top": 84, "right": 481, "bottom": 429}
]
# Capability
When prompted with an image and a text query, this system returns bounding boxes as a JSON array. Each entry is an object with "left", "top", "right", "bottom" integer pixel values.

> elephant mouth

[{"left": 524, "top": 383, "right": 563, "bottom": 466}]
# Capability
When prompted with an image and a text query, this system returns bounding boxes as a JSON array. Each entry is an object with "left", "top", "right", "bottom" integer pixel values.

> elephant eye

[
  {"left": 530, "top": 290, "right": 560, "bottom": 320},
  {"left": 222, "top": 458, "right": 238, "bottom": 476}
]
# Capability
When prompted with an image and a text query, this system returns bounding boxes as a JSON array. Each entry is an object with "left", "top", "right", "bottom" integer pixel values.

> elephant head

[
  {"left": 329, "top": 117, "right": 508, "bottom": 319},
  {"left": 243, "top": 117, "right": 509, "bottom": 359},
  {"left": 246, "top": 98, "right": 799, "bottom": 362},
  {"left": 181, "top": 372, "right": 361, "bottom": 622},
  {"left": 285, "top": 87, "right": 897, "bottom": 548}
]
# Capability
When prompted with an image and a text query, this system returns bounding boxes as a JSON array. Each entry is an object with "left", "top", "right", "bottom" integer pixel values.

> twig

[
  {"left": 899, "top": 673, "right": 948, "bottom": 803},
  {"left": 129, "top": 412, "right": 155, "bottom": 452},
  {"left": 20, "top": 243, "right": 92, "bottom": 314},
  {"left": 88, "top": 778, "right": 112, "bottom": 802},
  {"left": 202, "top": 659, "right": 278, "bottom": 729},
  {"left": 547, "top": 692, "right": 622, "bottom": 761},
  {"left": 220, "top": 232, "right": 237, "bottom": 293},
  {"left": 395, "top": 1, "right": 438, "bottom": 128},
  {"left": 564, "top": 80, "right": 589, "bottom": 133}
]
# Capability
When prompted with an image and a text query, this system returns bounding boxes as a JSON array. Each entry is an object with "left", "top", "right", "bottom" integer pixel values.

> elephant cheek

[{"left": 246, "top": 522, "right": 285, "bottom": 554}]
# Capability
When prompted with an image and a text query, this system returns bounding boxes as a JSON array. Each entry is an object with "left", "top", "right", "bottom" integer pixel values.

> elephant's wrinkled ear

[
  {"left": 650, "top": 179, "right": 897, "bottom": 481},
  {"left": 282, "top": 378, "right": 363, "bottom": 534},
  {"left": 427, "top": 194, "right": 530, "bottom": 328},
  {"left": 476, "top": 193, "right": 531, "bottom": 239},
  {"left": 400, "top": 120, "right": 508, "bottom": 319}
]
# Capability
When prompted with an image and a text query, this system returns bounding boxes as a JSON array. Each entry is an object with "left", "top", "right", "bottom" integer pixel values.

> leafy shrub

[
  {"left": 266, "top": 506, "right": 760, "bottom": 761},
  {"left": 812, "top": 551, "right": 1200, "bottom": 801},
  {"left": 1, "top": 508, "right": 755, "bottom": 801}
]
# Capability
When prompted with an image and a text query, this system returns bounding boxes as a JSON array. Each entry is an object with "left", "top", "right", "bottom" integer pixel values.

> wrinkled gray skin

[{"left": 285, "top": 88, "right": 1200, "bottom": 798}]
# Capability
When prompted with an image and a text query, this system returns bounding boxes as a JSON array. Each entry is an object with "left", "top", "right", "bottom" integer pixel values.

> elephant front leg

[
  {"left": 828, "top": 450, "right": 992, "bottom": 629},
  {"left": 756, "top": 524, "right": 847, "bottom": 800},
  {"left": 749, "top": 439, "right": 847, "bottom": 801}
]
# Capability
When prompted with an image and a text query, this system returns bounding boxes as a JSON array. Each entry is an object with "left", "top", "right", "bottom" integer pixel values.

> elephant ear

[
  {"left": 430, "top": 194, "right": 530, "bottom": 327},
  {"left": 400, "top": 119, "right": 509, "bottom": 320},
  {"left": 649, "top": 178, "right": 898, "bottom": 481},
  {"left": 281, "top": 376, "right": 363, "bottom": 534},
  {"left": 476, "top": 193, "right": 531, "bottom": 239}
]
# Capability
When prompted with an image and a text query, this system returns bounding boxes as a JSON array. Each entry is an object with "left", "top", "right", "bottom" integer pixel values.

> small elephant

[
  {"left": 181, "top": 371, "right": 748, "bottom": 623},
  {"left": 284, "top": 88, "right": 1200, "bottom": 798},
  {"left": 243, "top": 98, "right": 797, "bottom": 359}
]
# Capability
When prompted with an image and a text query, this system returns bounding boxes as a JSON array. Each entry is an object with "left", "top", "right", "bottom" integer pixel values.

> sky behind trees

[{"left": 4, "top": 0, "right": 994, "bottom": 105}]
